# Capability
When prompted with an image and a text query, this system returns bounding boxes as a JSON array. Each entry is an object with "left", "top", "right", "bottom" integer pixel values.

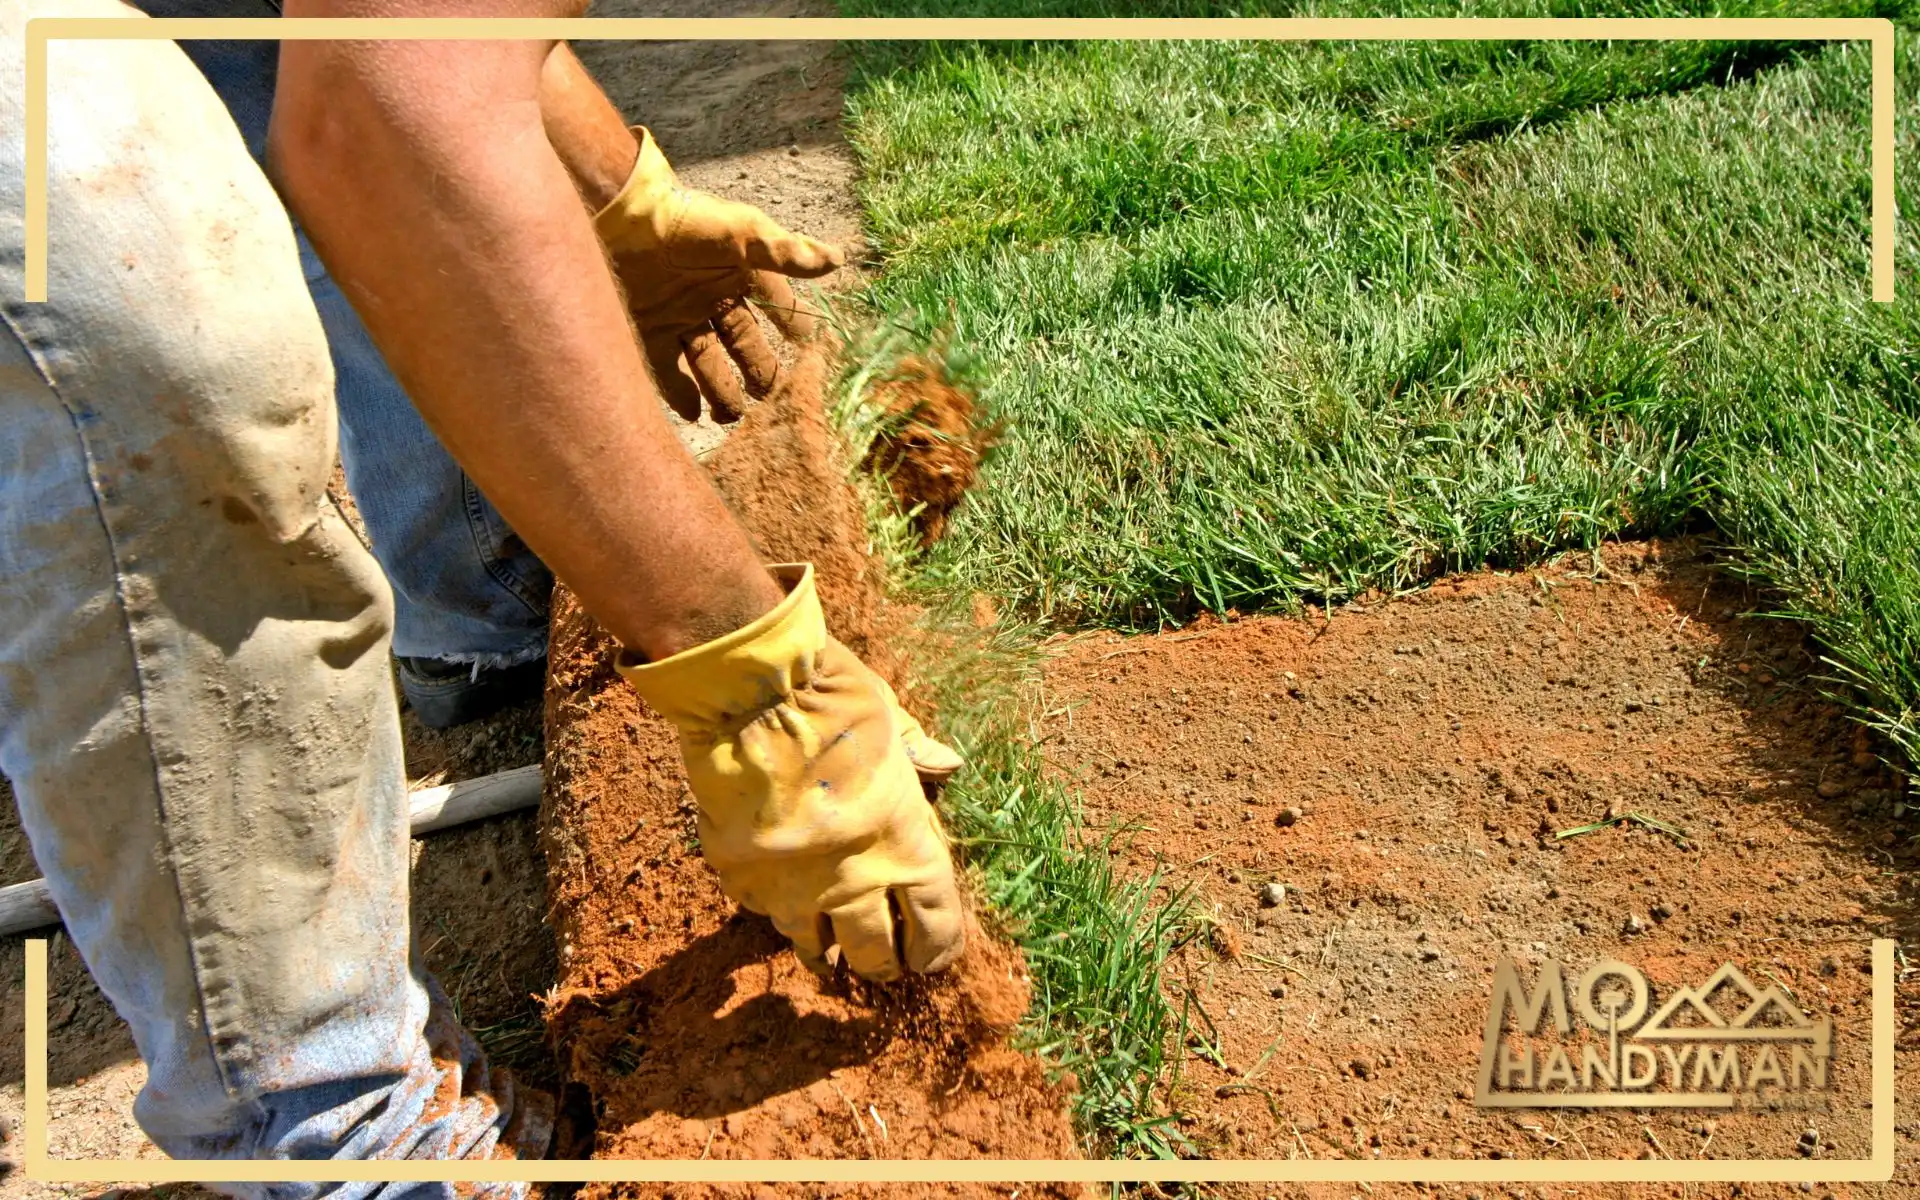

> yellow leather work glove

[
  {"left": 615, "top": 564, "right": 966, "bottom": 981},
  {"left": 595, "top": 128, "right": 843, "bottom": 425}
]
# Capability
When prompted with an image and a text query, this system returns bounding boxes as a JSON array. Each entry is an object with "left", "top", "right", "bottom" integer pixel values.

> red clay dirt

[
  {"left": 861, "top": 355, "right": 996, "bottom": 549},
  {"left": 537, "top": 350, "right": 1078, "bottom": 1195},
  {"left": 1039, "top": 539, "right": 1920, "bottom": 1197}
]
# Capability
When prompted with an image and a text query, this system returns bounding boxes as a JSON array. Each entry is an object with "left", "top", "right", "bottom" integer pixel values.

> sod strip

[{"left": 845, "top": 25, "right": 1919, "bottom": 755}]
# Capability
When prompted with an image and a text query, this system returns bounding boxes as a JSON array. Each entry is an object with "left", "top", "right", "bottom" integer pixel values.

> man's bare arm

[
  {"left": 540, "top": 42, "right": 638, "bottom": 210},
  {"left": 268, "top": 8, "right": 782, "bottom": 660}
]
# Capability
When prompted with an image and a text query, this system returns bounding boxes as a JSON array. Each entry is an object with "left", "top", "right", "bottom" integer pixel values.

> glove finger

[
  {"left": 896, "top": 707, "right": 964, "bottom": 785},
  {"left": 683, "top": 324, "right": 749, "bottom": 423},
  {"left": 770, "top": 909, "right": 835, "bottom": 978},
  {"left": 747, "top": 271, "right": 818, "bottom": 343},
  {"left": 827, "top": 893, "right": 904, "bottom": 983},
  {"left": 641, "top": 330, "right": 705, "bottom": 423},
  {"left": 736, "top": 202, "right": 844, "bottom": 278},
  {"left": 874, "top": 679, "right": 964, "bottom": 784},
  {"left": 712, "top": 298, "right": 781, "bottom": 398},
  {"left": 897, "top": 876, "right": 967, "bottom": 975}
]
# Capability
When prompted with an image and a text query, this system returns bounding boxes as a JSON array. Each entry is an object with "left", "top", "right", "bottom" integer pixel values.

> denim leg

[
  {"left": 140, "top": 6, "right": 554, "bottom": 666},
  {"left": 0, "top": 4, "right": 548, "bottom": 1190},
  {"left": 301, "top": 241, "right": 554, "bottom": 669}
]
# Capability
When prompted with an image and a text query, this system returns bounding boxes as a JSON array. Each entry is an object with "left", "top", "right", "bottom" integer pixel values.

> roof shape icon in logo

[{"left": 1635, "top": 963, "right": 1816, "bottom": 1041}]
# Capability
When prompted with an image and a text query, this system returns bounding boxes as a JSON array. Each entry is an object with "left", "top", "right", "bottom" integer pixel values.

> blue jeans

[
  {"left": 160, "top": 4, "right": 553, "bottom": 669},
  {"left": 0, "top": 2, "right": 549, "bottom": 1191}
]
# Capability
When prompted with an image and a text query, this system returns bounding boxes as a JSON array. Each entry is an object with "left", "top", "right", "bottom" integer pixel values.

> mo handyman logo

[{"left": 1474, "top": 957, "right": 1833, "bottom": 1109}]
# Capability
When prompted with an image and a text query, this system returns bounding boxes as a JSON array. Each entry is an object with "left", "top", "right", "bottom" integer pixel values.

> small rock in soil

[
  {"left": 1622, "top": 913, "right": 1646, "bottom": 936},
  {"left": 1259, "top": 882, "right": 1287, "bottom": 907},
  {"left": 1277, "top": 806, "right": 1303, "bottom": 827}
]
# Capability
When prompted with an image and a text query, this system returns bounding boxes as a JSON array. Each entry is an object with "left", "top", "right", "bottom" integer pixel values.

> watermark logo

[{"left": 1475, "top": 957, "right": 1832, "bottom": 1110}]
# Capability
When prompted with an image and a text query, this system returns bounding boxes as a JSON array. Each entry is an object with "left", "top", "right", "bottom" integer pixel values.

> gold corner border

[
  {"left": 19, "top": 937, "right": 1897, "bottom": 1183},
  {"left": 11, "top": 13, "right": 1905, "bottom": 1184},
  {"left": 18, "top": 16, "right": 1899, "bottom": 304}
]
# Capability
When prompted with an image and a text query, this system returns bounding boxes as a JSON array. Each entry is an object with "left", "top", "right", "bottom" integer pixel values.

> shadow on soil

[{"left": 545, "top": 910, "right": 995, "bottom": 1125}]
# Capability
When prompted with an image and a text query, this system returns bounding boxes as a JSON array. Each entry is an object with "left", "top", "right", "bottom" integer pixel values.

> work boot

[{"left": 395, "top": 654, "right": 546, "bottom": 729}]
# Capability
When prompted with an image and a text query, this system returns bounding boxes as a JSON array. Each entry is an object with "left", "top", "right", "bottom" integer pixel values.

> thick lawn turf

[
  {"left": 831, "top": 9, "right": 1920, "bottom": 1156},
  {"left": 848, "top": 20, "right": 1918, "bottom": 749}
]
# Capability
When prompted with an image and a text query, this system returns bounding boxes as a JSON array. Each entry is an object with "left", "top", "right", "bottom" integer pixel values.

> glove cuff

[
  {"left": 615, "top": 563, "right": 823, "bottom": 731},
  {"left": 591, "top": 126, "right": 677, "bottom": 255}
]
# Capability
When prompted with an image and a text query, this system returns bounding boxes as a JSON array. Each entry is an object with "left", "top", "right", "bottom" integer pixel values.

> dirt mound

[
  {"left": 1040, "top": 540, "right": 1917, "bottom": 1193},
  {"left": 861, "top": 355, "right": 995, "bottom": 549},
  {"left": 538, "top": 349, "right": 1079, "bottom": 1194}
]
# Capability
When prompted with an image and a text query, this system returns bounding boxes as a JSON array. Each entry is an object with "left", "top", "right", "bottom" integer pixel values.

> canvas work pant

[
  {"left": 0, "top": 3, "right": 551, "bottom": 1193},
  {"left": 135, "top": 0, "right": 556, "bottom": 671}
]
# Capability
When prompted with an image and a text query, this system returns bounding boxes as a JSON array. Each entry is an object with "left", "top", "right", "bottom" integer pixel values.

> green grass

[
  {"left": 830, "top": 4, "right": 1920, "bottom": 1157},
  {"left": 847, "top": 22, "right": 1918, "bottom": 681}
]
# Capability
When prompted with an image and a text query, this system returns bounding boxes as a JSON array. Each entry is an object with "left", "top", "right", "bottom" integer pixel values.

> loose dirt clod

[
  {"left": 862, "top": 355, "right": 995, "bottom": 548},
  {"left": 539, "top": 348, "right": 1078, "bottom": 1193}
]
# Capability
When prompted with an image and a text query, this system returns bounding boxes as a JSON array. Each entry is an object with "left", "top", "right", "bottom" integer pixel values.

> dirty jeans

[
  {"left": 0, "top": 2, "right": 549, "bottom": 1193},
  {"left": 136, "top": 0, "right": 554, "bottom": 670}
]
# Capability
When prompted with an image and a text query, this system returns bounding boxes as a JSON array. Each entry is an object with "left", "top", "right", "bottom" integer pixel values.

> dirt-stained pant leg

[{"left": 0, "top": 3, "right": 548, "bottom": 1193}]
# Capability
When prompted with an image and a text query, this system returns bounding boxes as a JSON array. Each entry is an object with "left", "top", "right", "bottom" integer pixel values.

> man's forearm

[
  {"left": 267, "top": 26, "right": 782, "bottom": 659},
  {"left": 540, "top": 43, "right": 639, "bottom": 211}
]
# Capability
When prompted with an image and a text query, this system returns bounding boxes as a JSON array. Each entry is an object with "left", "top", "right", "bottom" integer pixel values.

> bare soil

[
  {"left": 1036, "top": 538, "right": 1920, "bottom": 1197},
  {"left": 537, "top": 351, "right": 1080, "bottom": 1194}
]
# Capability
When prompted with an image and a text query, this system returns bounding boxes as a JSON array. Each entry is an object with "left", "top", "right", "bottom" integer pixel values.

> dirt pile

[
  {"left": 538, "top": 349, "right": 1078, "bottom": 1192},
  {"left": 1039, "top": 540, "right": 1916, "bottom": 1192}
]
